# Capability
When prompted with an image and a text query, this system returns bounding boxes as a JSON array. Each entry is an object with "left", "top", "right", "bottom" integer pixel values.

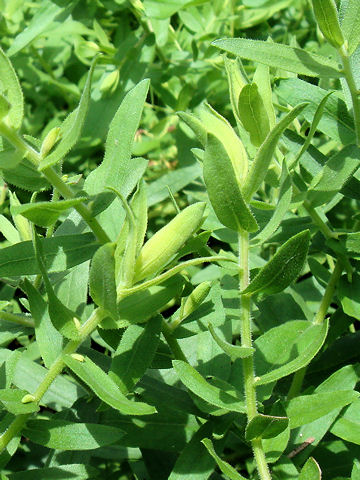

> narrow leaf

[
  {"left": 243, "top": 230, "right": 310, "bottom": 295},
  {"left": 238, "top": 83, "right": 270, "bottom": 146},
  {"left": 255, "top": 319, "right": 329, "bottom": 385},
  {"left": 204, "top": 134, "right": 258, "bottom": 233},
  {"left": 10, "top": 198, "right": 87, "bottom": 227},
  {"left": 89, "top": 242, "right": 117, "bottom": 319},
  {"left": 201, "top": 438, "right": 248, "bottom": 480},
  {"left": 242, "top": 102, "right": 308, "bottom": 201},
  {"left": 7, "top": 464, "right": 98, "bottom": 480},
  {"left": 109, "top": 315, "right": 162, "bottom": 394},
  {"left": 64, "top": 354, "right": 156, "bottom": 415},
  {"left": 173, "top": 360, "right": 246, "bottom": 413},
  {"left": 0, "top": 47, "right": 23, "bottom": 129},
  {"left": 208, "top": 323, "right": 254, "bottom": 361},
  {"left": 286, "top": 390, "right": 359, "bottom": 428},
  {"left": 245, "top": 414, "right": 289, "bottom": 441},
  {"left": 39, "top": 57, "right": 98, "bottom": 170},
  {"left": 312, "top": 0, "right": 345, "bottom": 48},
  {"left": 340, "top": 0, "right": 360, "bottom": 54},
  {"left": 212, "top": 38, "right": 343, "bottom": 78},
  {"left": 23, "top": 419, "right": 124, "bottom": 450}
]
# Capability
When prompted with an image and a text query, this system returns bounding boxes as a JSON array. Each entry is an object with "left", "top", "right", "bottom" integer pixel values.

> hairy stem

[
  {"left": 239, "top": 231, "right": 271, "bottom": 480},
  {"left": 161, "top": 319, "right": 188, "bottom": 362},
  {"left": 0, "top": 122, "right": 110, "bottom": 244},
  {"left": 339, "top": 44, "right": 360, "bottom": 146},
  {"left": 0, "top": 307, "right": 108, "bottom": 452},
  {"left": 287, "top": 260, "right": 343, "bottom": 400}
]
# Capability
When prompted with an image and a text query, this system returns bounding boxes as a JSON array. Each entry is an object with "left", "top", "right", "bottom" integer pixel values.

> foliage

[{"left": 0, "top": 0, "right": 359, "bottom": 479}]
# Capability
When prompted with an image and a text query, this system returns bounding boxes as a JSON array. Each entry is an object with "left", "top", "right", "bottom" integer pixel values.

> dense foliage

[{"left": 0, "top": 0, "right": 359, "bottom": 479}]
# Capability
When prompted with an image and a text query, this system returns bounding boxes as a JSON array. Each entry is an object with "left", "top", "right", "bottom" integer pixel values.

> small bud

[
  {"left": 182, "top": 281, "right": 211, "bottom": 319},
  {"left": 100, "top": 70, "right": 120, "bottom": 94},
  {"left": 73, "top": 317, "right": 81, "bottom": 330},
  {"left": 21, "top": 394, "right": 36, "bottom": 404},
  {"left": 71, "top": 353, "right": 85, "bottom": 362},
  {"left": 40, "top": 127, "right": 61, "bottom": 157}
]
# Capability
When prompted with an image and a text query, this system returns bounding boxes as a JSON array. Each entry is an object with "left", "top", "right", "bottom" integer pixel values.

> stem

[
  {"left": 303, "top": 200, "right": 338, "bottom": 239},
  {"left": 0, "top": 122, "right": 110, "bottom": 244},
  {"left": 338, "top": 44, "right": 360, "bottom": 146},
  {"left": 0, "top": 307, "right": 108, "bottom": 452},
  {"left": 161, "top": 319, "right": 188, "bottom": 362},
  {"left": 287, "top": 260, "right": 343, "bottom": 400},
  {"left": 0, "top": 311, "right": 34, "bottom": 328},
  {"left": 238, "top": 231, "right": 271, "bottom": 480}
]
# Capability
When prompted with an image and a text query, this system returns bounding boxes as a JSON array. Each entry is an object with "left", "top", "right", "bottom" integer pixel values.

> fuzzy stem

[
  {"left": 161, "top": 319, "right": 188, "bottom": 362},
  {"left": 0, "top": 122, "right": 110, "bottom": 244},
  {"left": 239, "top": 231, "right": 271, "bottom": 480},
  {"left": 338, "top": 44, "right": 360, "bottom": 146},
  {"left": 287, "top": 260, "right": 343, "bottom": 400},
  {"left": 0, "top": 307, "right": 108, "bottom": 452}
]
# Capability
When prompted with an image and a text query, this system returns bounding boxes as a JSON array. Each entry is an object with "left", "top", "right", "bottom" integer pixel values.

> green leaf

[
  {"left": 7, "top": 464, "right": 98, "bottom": 480},
  {"left": 307, "top": 145, "right": 360, "bottom": 207},
  {"left": 39, "top": 57, "right": 98, "bottom": 171},
  {"left": 0, "top": 233, "right": 99, "bottom": 277},
  {"left": 201, "top": 438, "right": 248, "bottom": 480},
  {"left": 2, "top": 158, "right": 51, "bottom": 192},
  {"left": 338, "top": 274, "right": 360, "bottom": 320},
  {"left": 64, "top": 354, "right": 156, "bottom": 415},
  {"left": 312, "top": 0, "right": 345, "bottom": 48},
  {"left": 10, "top": 198, "right": 87, "bottom": 228},
  {"left": 0, "top": 47, "right": 23, "bottom": 129},
  {"left": 223, "top": 56, "right": 248, "bottom": 123},
  {"left": 173, "top": 360, "right": 246, "bottom": 413},
  {"left": 208, "top": 323, "right": 254, "bottom": 361},
  {"left": 245, "top": 414, "right": 289, "bottom": 441},
  {"left": 89, "top": 242, "right": 117, "bottom": 319},
  {"left": 286, "top": 390, "right": 359, "bottom": 428},
  {"left": 109, "top": 315, "right": 162, "bottom": 394},
  {"left": 251, "top": 162, "right": 292, "bottom": 246},
  {"left": 85, "top": 79, "right": 150, "bottom": 196},
  {"left": 238, "top": 83, "right": 270, "bottom": 146},
  {"left": 340, "top": 0, "right": 360, "bottom": 54},
  {"left": 299, "top": 457, "right": 322, "bottom": 480},
  {"left": 352, "top": 459, "right": 360, "bottom": 480},
  {"left": 242, "top": 102, "right": 308, "bottom": 201},
  {"left": 255, "top": 319, "right": 329, "bottom": 385},
  {"left": 243, "top": 230, "right": 310, "bottom": 295},
  {"left": 212, "top": 38, "right": 343, "bottom": 77},
  {"left": 330, "top": 397, "right": 360, "bottom": 445},
  {"left": 23, "top": 419, "right": 124, "bottom": 450},
  {"left": 0, "top": 389, "right": 39, "bottom": 415},
  {"left": 133, "top": 202, "right": 206, "bottom": 282},
  {"left": 203, "top": 133, "right": 258, "bottom": 233}
]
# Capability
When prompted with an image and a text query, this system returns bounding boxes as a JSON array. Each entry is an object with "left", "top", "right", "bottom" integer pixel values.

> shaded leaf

[{"left": 245, "top": 414, "right": 289, "bottom": 441}]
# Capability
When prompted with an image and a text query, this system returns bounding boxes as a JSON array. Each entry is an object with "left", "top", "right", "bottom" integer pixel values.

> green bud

[
  {"left": 40, "top": 127, "right": 61, "bottom": 157},
  {"left": 71, "top": 353, "right": 85, "bottom": 362},
  {"left": 21, "top": 394, "right": 36, "bottom": 404},
  {"left": 100, "top": 70, "right": 120, "bottom": 94},
  {"left": 182, "top": 281, "right": 211, "bottom": 319},
  {"left": 133, "top": 202, "right": 206, "bottom": 283},
  {"left": 312, "top": 0, "right": 345, "bottom": 48}
]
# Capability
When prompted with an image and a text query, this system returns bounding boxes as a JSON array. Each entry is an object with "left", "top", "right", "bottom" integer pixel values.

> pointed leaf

[
  {"left": 243, "top": 230, "right": 310, "bottom": 295},
  {"left": 208, "top": 323, "right": 254, "bottom": 361},
  {"left": 23, "top": 419, "right": 124, "bottom": 450},
  {"left": 286, "top": 390, "right": 359, "bottom": 428},
  {"left": 201, "top": 438, "right": 248, "bottom": 480},
  {"left": 212, "top": 38, "right": 343, "bottom": 78},
  {"left": 238, "top": 83, "right": 270, "bottom": 146},
  {"left": 245, "top": 414, "right": 289, "bottom": 441},
  {"left": 173, "top": 360, "right": 246, "bottom": 413},
  {"left": 11, "top": 198, "right": 87, "bottom": 227},
  {"left": 312, "top": 0, "right": 345, "bottom": 48},
  {"left": 64, "top": 354, "right": 156, "bottom": 415},
  {"left": 39, "top": 58, "right": 98, "bottom": 170},
  {"left": 340, "top": 0, "right": 360, "bottom": 54},
  {"left": 204, "top": 134, "right": 258, "bottom": 233},
  {"left": 0, "top": 46, "right": 23, "bottom": 129},
  {"left": 242, "top": 102, "right": 308, "bottom": 201},
  {"left": 255, "top": 319, "right": 329, "bottom": 385},
  {"left": 89, "top": 243, "right": 117, "bottom": 319},
  {"left": 330, "top": 398, "right": 360, "bottom": 444},
  {"left": 299, "top": 457, "right": 322, "bottom": 480},
  {"left": 109, "top": 315, "right": 162, "bottom": 394}
]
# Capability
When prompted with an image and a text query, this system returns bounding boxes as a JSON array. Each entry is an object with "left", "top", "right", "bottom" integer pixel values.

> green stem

[
  {"left": 238, "top": 231, "right": 271, "bottom": 480},
  {"left": 303, "top": 200, "right": 338, "bottom": 239},
  {"left": 338, "top": 44, "right": 360, "bottom": 146},
  {"left": 0, "top": 307, "right": 108, "bottom": 452},
  {"left": 161, "top": 319, "right": 188, "bottom": 362},
  {"left": 0, "top": 122, "right": 110, "bottom": 244},
  {"left": 287, "top": 260, "right": 343, "bottom": 400}
]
